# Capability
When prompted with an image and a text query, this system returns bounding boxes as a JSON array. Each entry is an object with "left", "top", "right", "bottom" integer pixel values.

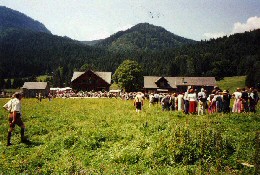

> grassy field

[
  {"left": 37, "top": 75, "right": 52, "bottom": 82},
  {"left": 0, "top": 98, "right": 259, "bottom": 174},
  {"left": 217, "top": 76, "right": 246, "bottom": 93}
]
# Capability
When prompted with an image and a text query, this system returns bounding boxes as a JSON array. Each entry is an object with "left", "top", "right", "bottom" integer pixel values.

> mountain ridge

[
  {"left": 0, "top": 6, "right": 51, "bottom": 34},
  {"left": 96, "top": 23, "right": 196, "bottom": 51}
]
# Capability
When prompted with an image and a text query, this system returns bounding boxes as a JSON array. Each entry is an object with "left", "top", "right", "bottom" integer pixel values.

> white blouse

[
  {"left": 233, "top": 92, "right": 242, "bottom": 100},
  {"left": 188, "top": 93, "right": 197, "bottom": 102},
  {"left": 11, "top": 98, "right": 22, "bottom": 114}
]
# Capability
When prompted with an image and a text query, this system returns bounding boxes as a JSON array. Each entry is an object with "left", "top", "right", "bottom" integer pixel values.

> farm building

[
  {"left": 71, "top": 70, "right": 112, "bottom": 91},
  {"left": 143, "top": 76, "right": 217, "bottom": 93},
  {"left": 22, "top": 82, "right": 50, "bottom": 98}
]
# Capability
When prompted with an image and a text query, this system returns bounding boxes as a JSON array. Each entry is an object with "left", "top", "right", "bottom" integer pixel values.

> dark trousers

[{"left": 184, "top": 100, "right": 189, "bottom": 114}]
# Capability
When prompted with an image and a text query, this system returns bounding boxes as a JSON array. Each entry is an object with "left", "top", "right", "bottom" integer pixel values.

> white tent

[{"left": 109, "top": 89, "right": 121, "bottom": 93}]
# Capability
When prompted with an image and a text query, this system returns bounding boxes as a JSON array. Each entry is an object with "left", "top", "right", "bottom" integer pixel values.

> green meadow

[
  {"left": 0, "top": 98, "right": 259, "bottom": 174},
  {"left": 216, "top": 76, "right": 246, "bottom": 93}
]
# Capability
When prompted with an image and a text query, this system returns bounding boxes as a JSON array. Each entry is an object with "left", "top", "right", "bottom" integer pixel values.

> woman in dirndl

[
  {"left": 232, "top": 88, "right": 242, "bottom": 113},
  {"left": 188, "top": 89, "right": 197, "bottom": 114}
]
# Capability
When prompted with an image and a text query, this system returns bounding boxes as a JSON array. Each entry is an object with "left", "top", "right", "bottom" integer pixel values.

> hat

[
  {"left": 223, "top": 90, "right": 227, "bottom": 94},
  {"left": 14, "top": 92, "right": 22, "bottom": 95},
  {"left": 14, "top": 92, "right": 22, "bottom": 98}
]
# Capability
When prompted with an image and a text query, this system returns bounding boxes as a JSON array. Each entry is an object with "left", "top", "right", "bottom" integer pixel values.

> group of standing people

[
  {"left": 206, "top": 87, "right": 259, "bottom": 114},
  {"left": 146, "top": 87, "right": 259, "bottom": 115},
  {"left": 231, "top": 87, "right": 259, "bottom": 113}
]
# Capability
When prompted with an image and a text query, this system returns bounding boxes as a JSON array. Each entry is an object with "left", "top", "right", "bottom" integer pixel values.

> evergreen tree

[
  {"left": 53, "top": 67, "right": 62, "bottom": 87},
  {"left": 5, "top": 79, "right": 11, "bottom": 89},
  {"left": 17, "top": 78, "right": 24, "bottom": 88},
  {"left": 27, "top": 75, "right": 37, "bottom": 82},
  {"left": 0, "top": 78, "right": 5, "bottom": 89},
  {"left": 79, "top": 63, "right": 96, "bottom": 72},
  {"left": 246, "top": 61, "right": 260, "bottom": 88}
]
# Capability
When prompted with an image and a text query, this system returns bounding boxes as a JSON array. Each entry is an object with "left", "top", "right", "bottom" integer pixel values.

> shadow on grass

[{"left": 22, "top": 140, "right": 44, "bottom": 148}]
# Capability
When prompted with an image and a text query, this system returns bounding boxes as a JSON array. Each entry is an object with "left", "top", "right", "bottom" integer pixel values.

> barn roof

[
  {"left": 71, "top": 72, "right": 85, "bottom": 82},
  {"left": 22, "top": 82, "right": 48, "bottom": 90},
  {"left": 71, "top": 70, "right": 112, "bottom": 84},
  {"left": 144, "top": 76, "right": 216, "bottom": 88},
  {"left": 95, "top": 71, "right": 112, "bottom": 84},
  {"left": 175, "top": 77, "right": 217, "bottom": 86}
]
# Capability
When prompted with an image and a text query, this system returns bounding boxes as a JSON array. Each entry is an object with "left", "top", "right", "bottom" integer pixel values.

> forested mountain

[
  {"left": 95, "top": 29, "right": 259, "bottom": 87},
  {"left": 0, "top": 6, "right": 259, "bottom": 89},
  {"left": 0, "top": 28, "right": 106, "bottom": 80},
  {"left": 96, "top": 23, "right": 196, "bottom": 52},
  {"left": 141, "top": 29, "right": 260, "bottom": 80},
  {"left": 0, "top": 6, "right": 51, "bottom": 34}
]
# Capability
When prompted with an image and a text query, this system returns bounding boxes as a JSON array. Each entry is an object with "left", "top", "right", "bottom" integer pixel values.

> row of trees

[
  {"left": 0, "top": 59, "right": 143, "bottom": 92},
  {"left": 0, "top": 75, "right": 38, "bottom": 89},
  {"left": 2, "top": 58, "right": 259, "bottom": 92}
]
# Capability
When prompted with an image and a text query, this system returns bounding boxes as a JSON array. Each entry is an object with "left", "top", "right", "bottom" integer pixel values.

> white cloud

[
  {"left": 203, "top": 16, "right": 260, "bottom": 40},
  {"left": 203, "top": 32, "right": 226, "bottom": 39},
  {"left": 232, "top": 16, "right": 260, "bottom": 34}
]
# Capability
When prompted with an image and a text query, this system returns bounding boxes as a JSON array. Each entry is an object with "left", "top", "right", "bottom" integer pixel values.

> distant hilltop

[
  {"left": 94, "top": 23, "right": 196, "bottom": 51},
  {"left": 0, "top": 6, "right": 51, "bottom": 34}
]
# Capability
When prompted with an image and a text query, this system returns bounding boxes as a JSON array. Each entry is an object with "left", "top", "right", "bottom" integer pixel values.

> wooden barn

[
  {"left": 22, "top": 82, "right": 50, "bottom": 98},
  {"left": 143, "top": 76, "right": 217, "bottom": 93},
  {"left": 71, "top": 70, "right": 112, "bottom": 91}
]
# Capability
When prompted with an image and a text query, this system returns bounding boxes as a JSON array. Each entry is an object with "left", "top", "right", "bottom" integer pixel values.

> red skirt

[{"left": 189, "top": 101, "right": 197, "bottom": 113}]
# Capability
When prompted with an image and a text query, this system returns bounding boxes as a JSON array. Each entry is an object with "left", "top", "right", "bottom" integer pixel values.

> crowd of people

[
  {"left": 134, "top": 87, "right": 259, "bottom": 115},
  {"left": 50, "top": 90, "right": 122, "bottom": 98},
  {"left": 38, "top": 87, "right": 259, "bottom": 115}
]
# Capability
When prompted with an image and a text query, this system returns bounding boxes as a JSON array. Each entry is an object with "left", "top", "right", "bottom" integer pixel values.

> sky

[{"left": 1, "top": 0, "right": 260, "bottom": 41}]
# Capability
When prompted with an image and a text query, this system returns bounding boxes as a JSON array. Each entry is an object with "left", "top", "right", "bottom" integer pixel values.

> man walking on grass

[{"left": 3, "top": 92, "right": 30, "bottom": 146}]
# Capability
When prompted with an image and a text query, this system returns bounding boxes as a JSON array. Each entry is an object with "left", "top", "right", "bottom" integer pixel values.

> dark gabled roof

[
  {"left": 155, "top": 76, "right": 168, "bottom": 83},
  {"left": 144, "top": 76, "right": 216, "bottom": 88},
  {"left": 71, "top": 70, "right": 112, "bottom": 84},
  {"left": 144, "top": 76, "right": 177, "bottom": 88},
  {"left": 22, "top": 82, "right": 48, "bottom": 90},
  {"left": 155, "top": 77, "right": 168, "bottom": 84}
]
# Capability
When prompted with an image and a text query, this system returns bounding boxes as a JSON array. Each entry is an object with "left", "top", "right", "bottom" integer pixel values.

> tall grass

[{"left": 0, "top": 98, "right": 259, "bottom": 174}]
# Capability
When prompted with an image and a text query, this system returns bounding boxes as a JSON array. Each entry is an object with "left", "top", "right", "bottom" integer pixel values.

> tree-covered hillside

[
  {"left": 100, "top": 29, "right": 259, "bottom": 80},
  {"left": 0, "top": 6, "right": 51, "bottom": 34},
  {"left": 1, "top": 28, "right": 259, "bottom": 88},
  {"left": 96, "top": 23, "right": 196, "bottom": 52},
  {"left": 0, "top": 28, "right": 106, "bottom": 78}
]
